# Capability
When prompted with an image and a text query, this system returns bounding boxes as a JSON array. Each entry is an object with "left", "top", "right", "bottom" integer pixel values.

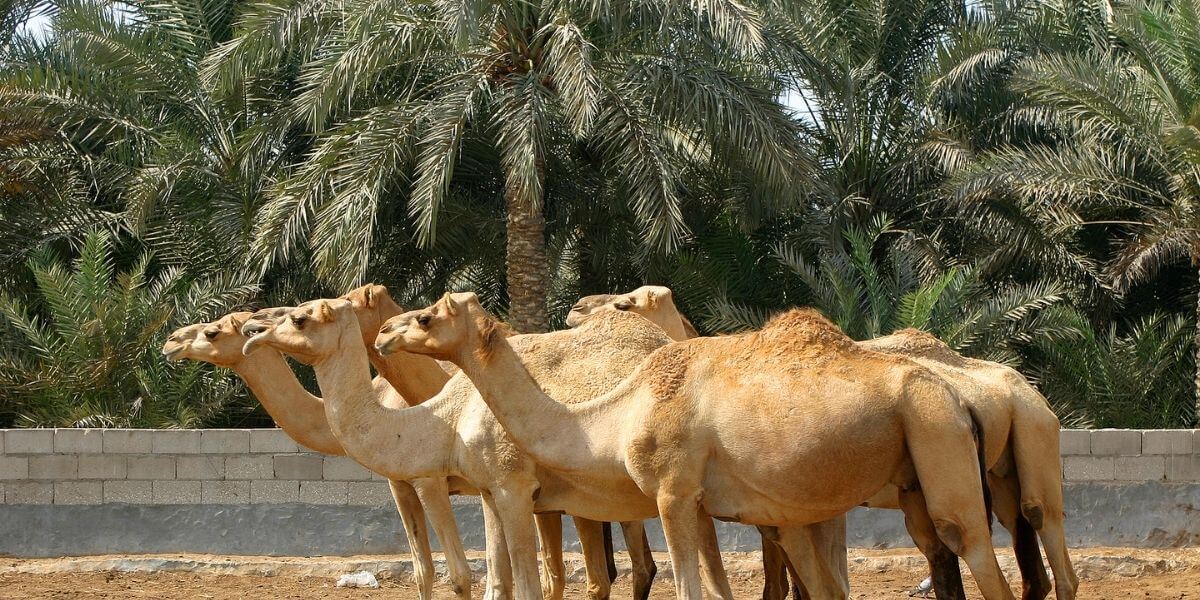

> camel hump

[
  {"left": 573, "top": 309, "right": 673, "bottom": 345},
  {"left": 758, "top": 308, "right": 855, "bottom": 352},
  {"left": 865, "top": 328, "right": 965, "bottom": 363}
]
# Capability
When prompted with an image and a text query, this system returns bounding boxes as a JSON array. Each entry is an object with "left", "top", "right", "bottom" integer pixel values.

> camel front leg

[
  {"left": 535, "top": 514, "right": 566, "bottom": 600},
  {"left": 575, "top": 517, "right": 613, "bottom": 600},
  {"left": 490, "top": 487, "right": 542, "bottom": 600},
  {"left": 483, "top": 495, "right": 514, "bottom": 600},
  {"left": 759, "top": 530, "right": 789, "bottom": 600},
  {"left": 413, "top": 478, "right": 474, "bottom": 599},
  {"left": 657, "top": 492, "right": 705, "bottom": 600},
  {"left": 697, "top": 512, "right": 735, "bottom": 599},
  {"left": 387, "top": 479, "right": 435, "bottom": 600},
  {"left": 619, "top": 521, "right": 656, "bottom": 600},
  {"left": 769, "top": 519, "right": 849, "bottom": 600}
]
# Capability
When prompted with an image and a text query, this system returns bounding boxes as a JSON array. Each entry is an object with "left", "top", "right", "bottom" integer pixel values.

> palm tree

[
  {"left": 951, "top": 0, "right": 1200, "bottom": 422},
  {"left": 215, "top": 0, "right": 809, "bottom": 332}
]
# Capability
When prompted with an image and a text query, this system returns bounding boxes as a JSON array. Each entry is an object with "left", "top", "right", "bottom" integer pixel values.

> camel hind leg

[
  {"left": 536, "top": 514, "right": 567, "bottom": 600},
  {"left": 903, "top": 387, "right": 1014, "bottom": 600},
  {"left": 759, "top": 532, "right": 790, "bottom": 600},
  {"left": 898, "top": 486, "right": 967, "bottom": 600},
  {"left": 575, "top": 517, "right": 614, "bottom": 600},
  {"left": 990, "top": 472, "right": 1052, "bottom": 600},
  {"left": 764, "top": 519, "right": 849, "bottom": 600},
  {"left": 1011, "top": 412, "right": 1077, "bottom": 600}
]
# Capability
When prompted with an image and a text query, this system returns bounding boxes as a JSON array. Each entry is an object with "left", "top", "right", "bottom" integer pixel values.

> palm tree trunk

[
  {"left": 504, "top": 172, "right": 549, "bottom": 333},
  {"left": 1194, "top": 283, "right": 1200, "bottom": 425}
]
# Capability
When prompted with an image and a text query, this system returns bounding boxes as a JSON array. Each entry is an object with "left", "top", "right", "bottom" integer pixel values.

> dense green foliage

[{"left": 1, "top": 0, "right": 1198, "bottom": 427}]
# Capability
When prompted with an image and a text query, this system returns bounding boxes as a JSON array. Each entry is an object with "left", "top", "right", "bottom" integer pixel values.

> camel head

[
  {"left": 566, "top": 285, "right": 698, "bottom": 341},
  {"left": 376, "top": 291, "right": 504, "bottom": 361},
  {"left": 161, "top": 312, "right": 254, "bottom": 368},
  {"left": 340, "top": 283, "right": 404, "bottom": 348},
  {"left": 241, "top": 299, "right": 357, "bottom": 365}
]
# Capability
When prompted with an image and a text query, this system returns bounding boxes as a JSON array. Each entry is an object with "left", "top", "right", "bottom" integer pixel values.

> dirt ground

[{"left": 2, "top": 548, "right": 1198, "bottom": 599}]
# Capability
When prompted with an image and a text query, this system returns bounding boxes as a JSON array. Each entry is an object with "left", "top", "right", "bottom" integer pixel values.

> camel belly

[{"left": 534, "top": 468, "right": 658, "bottom": 522}]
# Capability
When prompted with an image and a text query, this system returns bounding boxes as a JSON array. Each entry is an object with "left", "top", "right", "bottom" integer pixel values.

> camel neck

[
  {"left": 369, "top": 348, "right": 449, "bottom": 405},
  {"left": 310, "top": 326, "right": 454, "bottom": 481},
  {"left": 232, "top": 351, "right": 345, "bottom": 456},
  {"left": 452, "top": 335, "right": 631, "bottom": 474}
]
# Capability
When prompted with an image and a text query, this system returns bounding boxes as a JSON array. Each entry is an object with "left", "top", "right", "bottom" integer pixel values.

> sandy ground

[{"left": 1, "top": 548, "right": 1198, "bottom": 599}]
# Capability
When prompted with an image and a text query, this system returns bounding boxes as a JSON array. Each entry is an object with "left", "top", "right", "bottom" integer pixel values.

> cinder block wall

[{"left": 0, "top": 428, "right": 1197, "bottom": 557}]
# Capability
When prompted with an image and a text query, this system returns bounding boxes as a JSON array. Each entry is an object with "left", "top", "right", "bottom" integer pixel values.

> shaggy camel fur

[
  {"left": 386, "top": 293, "right": 1016, "bottom": 600},
  {"left": 573, "top": 288, "right": 1078, "bottom": 600},
  {"left": 242, "top": 299, "right": 679, "bottom": 600},
  {"left": 161, "top": 313, "right": 470, "bottom": 600},
  {"left": 568, "top": 287, "right": 844, "bottom": 600},
  {"left": 863, "top": 330, "right": 1077, "bottom": 600},
  {"left": 334, "top": 284, "right": 660, "bottom": 600}
]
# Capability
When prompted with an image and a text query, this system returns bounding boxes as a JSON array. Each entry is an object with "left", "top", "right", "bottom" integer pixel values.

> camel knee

[
  {"left": 1021, "top": 501, "right": 1045, "bottom": 530},
  {"left": 933, "top": 519, "right": 967, "bottom": 555}
]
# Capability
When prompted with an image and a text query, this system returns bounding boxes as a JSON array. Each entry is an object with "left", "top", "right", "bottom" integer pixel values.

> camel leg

[
  {"left": 990, "top": 473, "right": 1051, "bottom": 600},
  {"left": 767, "top": 522, "right": 848, "bottom": 600},
  {"left": 759, "top": 531, "right": 789, "bottom": 600},
  {"left": 387, "top": 480, "right": 435, "bottom": 600},
  {"left": 490, "top": 487, "right": 543, "bottom": 600},
  {"left": 535, "top": 514, "right": 566, "bottom": 600},
  {"left": 576, "top": 517, "right": 614, "bottom": 600},
  {"left": 603, "top": 522, "right": 619, "bottom": 583},
  {"left": 657, "top": 492, "right": 705, "bottom": 600},
  {"left": 414, "top": 478, "right": 474, "bottom": 599},
  {"left": 907, "top": 427, "right": 1014, "bottom": 599},
  {"left": 482, "top": 495, "right": 514, "bottom": 600},
  {"left": 620, "top": 521, "right": 656, "bottom": 600},
  {"left": 697, "top": 512, "right": 735, "bottom": 600},
  {"left": 1011, "top": 421, "right": 1077, "bottom": 600}
]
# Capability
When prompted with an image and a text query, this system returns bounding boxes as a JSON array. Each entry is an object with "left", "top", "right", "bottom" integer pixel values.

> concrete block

[
  {"left": 6, "top": 482, "right": 53, "bottom": 504},
  {"left": 225, "top": 456, "right": 274, "bottom": 480},
  {"left": 1091, "top": 429, "right": 1141, "bottom": 455},
  {"left": 176, "top": 456, "right": 224, "bottom": 480},
  {"left": 152, "top": 480, "right": 200, "bottom": 504},
  {"left": 0, "top": 430, "right": 4, "bottom": 452},
  {"left": 78, "top": 455, "right": 127, "bottom": 480},
  {"left": 249, "top": 429, "right": 299, "bottom": 454},
  {"left": 347, "top": 481, "right": 394, "bottom": 506},
  {"left": 104, "top": 480, "right": 153, "bottom": 504},
  {"left": 29, "top": 455, "right": 77, "bottom": 480},
  {"left": 127, "top": 455, "right": 175, "bottom": 480},
  {"left": 1063, "top": 456, "right": 1114, "bottom": 481},
  {"left": 322, "top": 456, "right": 372, "bottom": 481},
  {"left": 103, "top": 429, "right": 152, "bottom": 454},
  {"left": 274, "top": 455, "right": 323, "bottom": 480},
  {"left": 1167, "top": 455, "right": 1200, "bottom": 481},
  {"left": 1113, "top": 456, "right": 1165, "bottom": 481},
  {"left": 1058, "top": 430, "right": 1091, "bottom": 455},
  {"left": 201, "top": 430, "right": 250, "bottom": 454},
  {"left": 7, "top": 429, "right": 53, "bottom": 453},
  {"left": 299, "top": 481, "right": 347, "bottom": 505},
  {"left": 151, "top": 430, "right": 201, "bottom": 454},
  {"left": 53, "top": 429, "right": 103, "bottom": 454},
  {"left": 54, "top": 481, "right": 102, "bottom": 505},
  {"left": 202, "top": 480, "right": 251, "bottom": 504},
  {"left": 1141, "top": 430, "right": 1193, "bottom": 455},
  {"left": 0, "top": 456, "right": 29, "bottom": 480},
  {"left": 250, "top": 480, "right": 300, "bottom": 504}
]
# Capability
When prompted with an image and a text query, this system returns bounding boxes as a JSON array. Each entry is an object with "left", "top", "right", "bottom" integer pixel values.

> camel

[
  {"left": 573, "top": 288, "right": 1077, "bottom": 600},
  {"left": 569, "top": 287, "right": 843, "bottom": 600},
  {"left": 241, "top": 298, "right": 682, "bottom": 600},
  {"left": 384, "top": 293, "right": 1016, "bottom": 600},
  {"left": 160, "top": 313, "right": 473, "bottom": 600}
]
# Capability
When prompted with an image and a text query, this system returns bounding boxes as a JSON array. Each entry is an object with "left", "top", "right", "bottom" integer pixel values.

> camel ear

[
  {"left": 319, "top": 302, "right": 333, "bottom": 321},
  {"left": 228, "top": 315, "right": 246, "bottom": 333},
  {"left": 445, "top": 293, "right": 460, "bottom": 317}
]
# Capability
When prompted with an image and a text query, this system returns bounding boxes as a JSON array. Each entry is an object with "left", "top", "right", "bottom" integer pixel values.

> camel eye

[
  {"left": 291, "top": 315, "right": 308, "bottom": 328},
  {"left": 614, "top": 300, "right": 633, "bottom": 310},
  {"left": 417, "top": 314, "right": 432, "bottom": 327},
  {"left": 203, "top": 329, "right": 219, "bottom": 339}
]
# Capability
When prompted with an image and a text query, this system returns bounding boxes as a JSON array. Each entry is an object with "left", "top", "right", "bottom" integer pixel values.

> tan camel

[
  {"left": 385, "top": 293, "right": 1016, "bottom": 600},
  {"left": 574, "top": 287, "right": 1077, "bottom": 600},
  {"left": 160, "top": 313, "right": 473, "bottom": 600},
  {"left": 569, "top": 287, "right": 844, "bottom": 600},
  {"left": 242, "top": 298, "right": 681, "bottom": 600},
  {"left": 862, "top": 330, "right": 1077, "bottom": 600}
]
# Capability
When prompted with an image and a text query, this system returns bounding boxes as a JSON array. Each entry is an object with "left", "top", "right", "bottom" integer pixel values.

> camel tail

[{"left": 968, "top": 407, "right": 994, "bottom": 533}]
